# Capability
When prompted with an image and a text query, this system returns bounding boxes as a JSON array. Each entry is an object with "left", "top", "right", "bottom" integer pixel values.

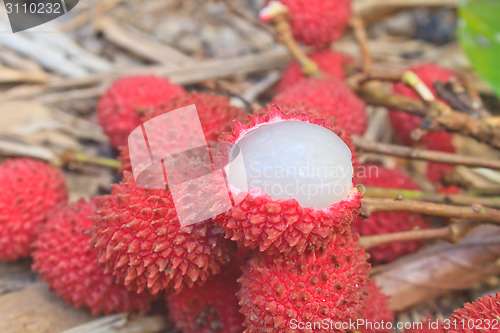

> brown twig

[
  {"left": 359, "top": 220, "right": 479, "bottom": 249},
  {"left": 59, "top": 151, "right": 122, "bottom": 170},
  {"left": 260, "top": 2, "right": 322, "bottom": 77},
  {"left": 349, "top": 17, "right": 373, "bottom": 76},
  {"left": 353, "top": 81, "right": 500, "bottom": 149},
  {"left": 361, "top": 186, "right": 500, "bottom": 209},
  {"left": 353, "top": 136, "right": 500, "bottom": 170},
  {"left": 360, "top": 197, "right": 500, "bottom": 224}
]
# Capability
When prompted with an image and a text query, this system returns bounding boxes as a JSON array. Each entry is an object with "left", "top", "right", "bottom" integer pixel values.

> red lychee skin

[
  {"left": 119, "top": 92, "right": 247, "bottom": 172},
  {"left": 166, "top": 265, "right": 244, "bottom": 333},
  {"left": 237, "top": 232, "right": 370, "bottom": 333},
  {"left": 276, "top": 50, "right": 354, "bottom": 93},
  {"left": 447, "top": 293, "right": 500, "bottom": 333},
  {"left": 265, "top": 0, "right": 352, "bottom": 47},
  {"left": 90, "top": 172, "right": 232, "bottom": 295},
  {"left": 272, "top": 78, "right": 367, "bottom": 135},
  {"left": 358, "top": 280, "right": 394, "bottom": 333},
  {"left": 390, "top": 64, "right": 457, "bottom": 145},
  {"left": 97, "top": 75, "right": 185, "bottom": 148},
  {"left": 213, "top": 105, "right": 363, "bottom": 255},
  {"left": 32, "top": 199, "right": 154, "bottom": 314},
  {"left": 351, "top": 164, "right": 428, "bottom": 264},
  {"left": 0, "top": 158, "right": 67, "bottom": 262}
]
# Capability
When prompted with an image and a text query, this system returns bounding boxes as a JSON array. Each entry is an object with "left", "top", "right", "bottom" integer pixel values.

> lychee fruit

[
  {"left": 214, "top": 105, "right": 362, "bottom": 255},
  {"left": 0, "top": 158, "right": 67, "bottom": 262},
  {"left": 32, "top": 199, "right": 154, "bottom": 314},
  {"left": 263, "top": 0, "right": 352, "bottom": 47},
  {"left": 351, "top": 164, "right": 428, "bottom": 264},
  {"left": 272, "top": 77, "right": 367, "bottom": 135},
  {"left": 96, "top": 75, "right": 185, "bottom": 148},
  {"left": 237, "top": 232, "right": 370, "bottom": 332},
  {"left": 359, "top": 280, "right": 394, "bottom": 333},
  {"left": 119, "top": 92, "right": 247, "bottom": 172},
  {"left": 166, "top": 265, "right": 244, "bottom": 333},
  {"left": 90, "top": 172, "right": 232, "bottom": 295},
  {"left": 448, "top": 293, "right": 500, "bottom": 333},
  {"left": 276, "top": 50, "right": 354, "bottom": 93}
]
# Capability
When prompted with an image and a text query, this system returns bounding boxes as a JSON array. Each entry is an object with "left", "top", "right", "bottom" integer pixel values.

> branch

[
  {"left": 359, "top": 220, "right": 479, "bottom": 249},
  {"left": 360, "top": 197, "right": 500, "bottom": 223},
  {"left": 361, "top": 186, "right": 500, "bottom": 209},
  {"left": 353, "top": 136, "right": 500, "bottom": 170}
]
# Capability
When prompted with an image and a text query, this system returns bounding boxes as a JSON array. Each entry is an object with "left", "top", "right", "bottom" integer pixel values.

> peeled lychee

[
  {"left": 0, "top": 158, "right": 67, "bottom": 262},
  {"left": 214, "top": 105, "right": 362, "bottom": 255},
  {"left": 90, "top": 172, "right": 232, "bottom": 295},
  {"left": 276, "top": 50, "right": 353, "bottom": 93},
  {"left": 166, "top": 265, "right": 244, "bottom": 333},
  {"left": 119, "top": 92, "right": 247, "bottom": 172},
  {"left": 264, "top": 0, "right": 352, "bottom": 47},
  {"left": 448, "top": 293, "right": 500, "bottom": 333},
  {"left": 96, "top": 75, "right": 185, "bottom": 148},
  {"left": 237, "top": 232, "right": 370, "bottom": 332},
  {"left": 272, "top": 77, "right": 367, "bottom": 135},
  {"left": 352, "top": 164, "right": 427, "bottom": 264},
  {"left": 33, "top": 199, "right": 154, "bottom": 314}
]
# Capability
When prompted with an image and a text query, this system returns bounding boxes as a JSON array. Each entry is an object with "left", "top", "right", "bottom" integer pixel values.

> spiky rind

[
  {"left": 237, "top": 232, "right": 370, "bottom": 332},
  {"left": 119, "top": 92, "right": 247, "bottom": 172},
  {"left": 272, "top": 78, "right": 367, "bottom": 135},
  {"left": 0, "top": 158, "right": 67, "bottom": 262},
  {"left": 265, "top": 0, "right": 352, "bottom": 47},
  {"left": 166, "top": 266, "right": 244, "bottom": 333},
  {"left": 33, "top": 200, "right": 154, "bottom": 314},
  {"left": 91, "top": 173, "right": 232, "bottom": 295},
  {"left": 97, "top": 75, "right": 185, "bottom": 148},
  {"left": 359, "top": 280, "right": 394, "bottom": 333},
  {"left": 215, "top": 105, "right": 362, "bottom": 255},
  {"left": 351, "top": 164, "right": 427, "bottom": 264},
  {"left": 276, "top": 50, "right": 353, "bottom": 93},
  {"left": 448, "top": 293, "right": 500, "bottom": 333}
]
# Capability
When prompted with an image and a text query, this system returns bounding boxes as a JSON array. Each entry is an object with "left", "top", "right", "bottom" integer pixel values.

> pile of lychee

[{"left": 0, "top": 1, "right": 482, "bottom": 332}]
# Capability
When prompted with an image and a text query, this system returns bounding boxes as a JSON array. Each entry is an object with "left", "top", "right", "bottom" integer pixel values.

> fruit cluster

[{"left": 0, "top": 1, "right": 478, "bottom": 332}]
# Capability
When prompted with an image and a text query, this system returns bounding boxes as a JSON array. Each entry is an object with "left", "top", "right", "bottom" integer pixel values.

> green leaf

[{"left": 458, "top": 0, "right": 500, "bottom": 97}]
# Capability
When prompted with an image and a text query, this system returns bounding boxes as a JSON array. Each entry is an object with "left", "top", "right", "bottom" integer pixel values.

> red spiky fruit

[
  {"left": 32, "top": 199, "right": 154, "bottom": 314},
  {"left": 359, "top": 280, "right": 394, "bottom": 333},
  {"left": 448, "top": 293, "right": 500, "bottom": 333},
  {"left": 272, "top": 78, "right": 367, "bottom": 135},
  {"left": 237, "top": 232, "right": 370, "bottom": 332},
  {"left": 352, "top": 164, "right": 427, "bottom": 264},
  {"left": 276, "top": 50, "right": 354, "bottom": 93},
  {"left": 0, "top": 158, "right": 67, "bottom": 262},
  {"left": 166, "top": 265, "right": 244, "bottom": 333},
  {"left": 263, "top": 0, "right": 352, "bottom": 47},
  {"left": 119, "top": 92, "right": 247, "bottom": 172},
  {"left": 214, "top": 105, "right": 362, "bottom": 255},
  {"left": 90, "top": 172, "right": 232, "bottom": 295},
  {"left": 97, "top": 75, "right": 185, "bottom": 148}
]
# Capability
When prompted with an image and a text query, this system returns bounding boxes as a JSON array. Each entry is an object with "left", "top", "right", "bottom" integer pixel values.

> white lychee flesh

[{"left": 227, "top": 120, "right": 353, "bottom": 209}]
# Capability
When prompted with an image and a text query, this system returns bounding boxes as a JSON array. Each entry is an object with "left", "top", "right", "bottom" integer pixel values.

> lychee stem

[
  {"left": 58, "top": 151, "right": 122, "bottom": 170},
  {"left": 359, "top": 220, "right": 478, "bottom": 249},
  {"left": 360, "top": 197, "right": 500, "bottom": 224},
  {"left": 402, "top": 70, "right": 435, "bottom": 103},
  {"left": 260, "top": 2, "right": 322, "bottom": 78},
  {"left": 349, "top": 17, "right": 372, "bottom": 76},
  {"left": 361, "top": 186, "right": 500, "bottom": 209}
]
